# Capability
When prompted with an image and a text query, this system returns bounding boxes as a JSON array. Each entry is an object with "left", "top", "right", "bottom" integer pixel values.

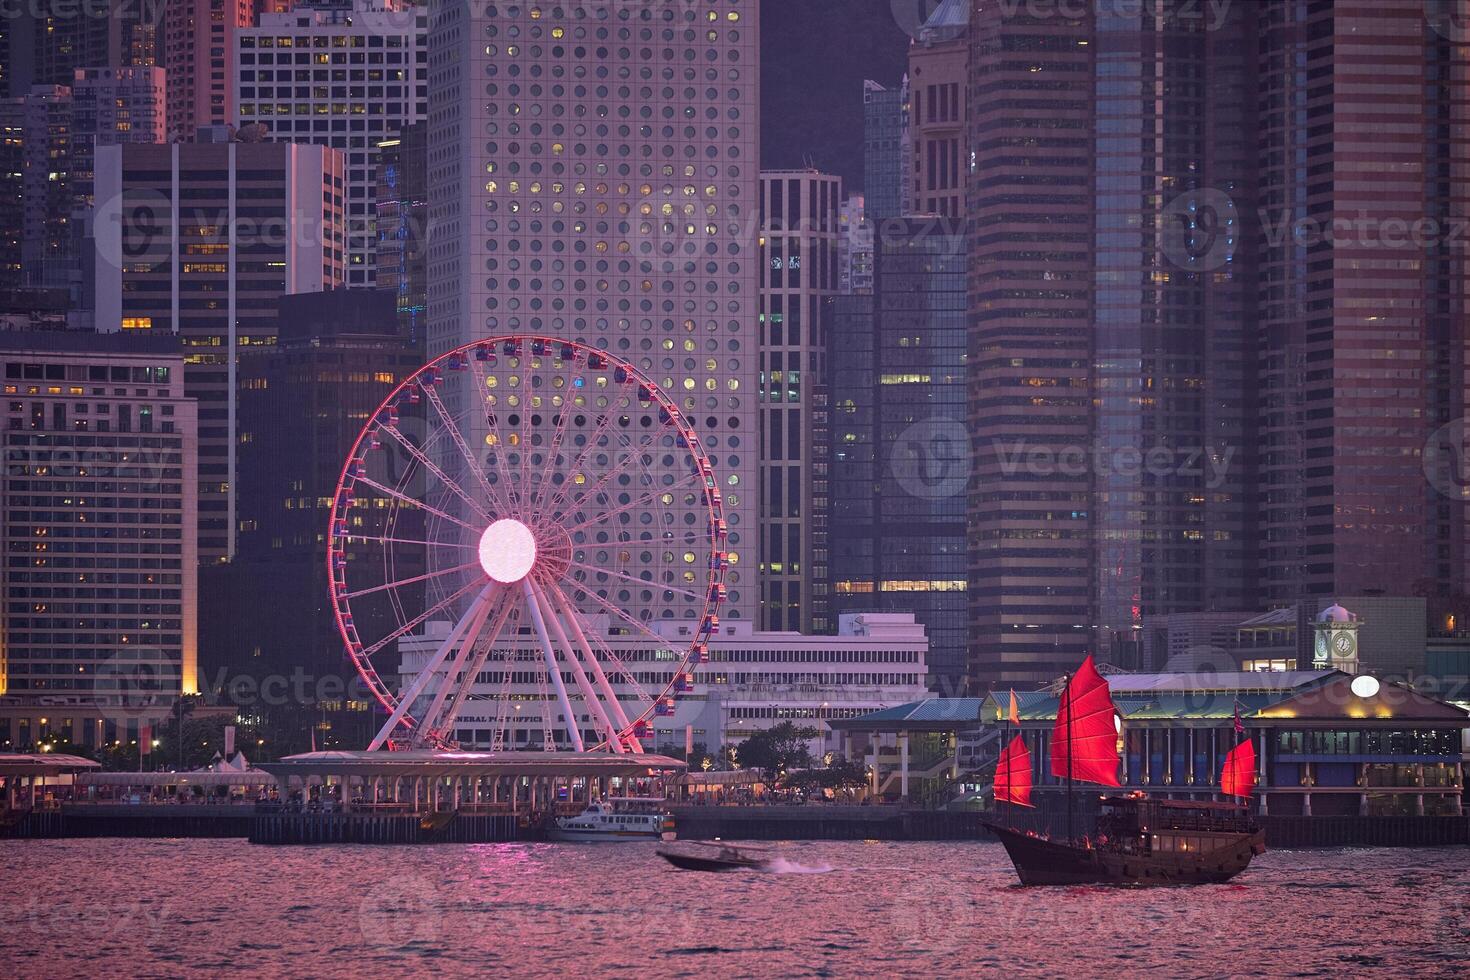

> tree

[
  {"left": 781, "top": 755, "right": 869, "bottom": 792},
  {"left": 168, "top": 716, "right": 264, "bottom": 770},
  {"left": 659, "top": 740, "right": 720, "bottom": 770},
  {"left": 734, "top": 722, "right": 820, "bottom": 773}
]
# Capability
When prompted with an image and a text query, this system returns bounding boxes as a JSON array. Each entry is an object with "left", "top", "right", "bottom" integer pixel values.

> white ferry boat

[{"left": 549, "top": 797, "right": 676, "bottom": 842}]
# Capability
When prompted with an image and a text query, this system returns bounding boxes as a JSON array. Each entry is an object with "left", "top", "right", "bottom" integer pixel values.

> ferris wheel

[{"left": 326, "top": 336, "right": 729, "bottom": 753}]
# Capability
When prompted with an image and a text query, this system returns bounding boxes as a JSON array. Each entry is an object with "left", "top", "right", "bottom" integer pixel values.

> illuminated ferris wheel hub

[
  {"left": 478, "top": 519, "right": 536, "bottom": 584},
  {"left": 326, "top": 336, "right": 728, "bottom": 755}
]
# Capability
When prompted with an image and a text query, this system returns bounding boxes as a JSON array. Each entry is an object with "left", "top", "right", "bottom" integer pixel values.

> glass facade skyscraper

[
  {"left": 966, "top": 3, "right": 1258, "bottom": 689},
  {"left": 830, "top": 218, "right": 967, "bottom": 693},
  {"left": 862, "top": 77, "right": 908, "bottom": 220}
]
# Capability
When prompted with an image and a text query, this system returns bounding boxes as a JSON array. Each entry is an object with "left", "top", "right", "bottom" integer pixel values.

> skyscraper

[
  {"left": 907, "top": 0, "right": 966, "bottom": 218},
  {"left": 0, "top": 105, "right": 21, "bottom": 289},
  {"left": 69, "top": 67, "right": 168, "bottom": 210},
  {"left": 830, "top": 217, "right": 967, "bottom": 693},
  {"left": 222, "top": 288, "right": 424, "bottom": 683},
  {"left": 1258, "top": 1, "right": 1470, "bottom": 609},
  {"left": 862, "top": 77, "right": 908, "bottom": 220},
  {"left": 758, "top": 170, "right": 840, "bottom": 633},
  {"left": 163, "top": 0, "right": 254, "bottom": 142},
  {"left": 3, "top": 7, "right": 131, "bottom": 96},
  {"left": 965, "top": 4, "right": 1258, "bottom": 689},
  {"left": 427, "top": 1, "right": 760, "bottom": 627},
  {"left": 375, "top": 121, "right": 428, "bottom": 344},
  {"left": 237, "top": 0, "right": 428, "bottom": 285},
  {"left": 91, "top": 137, "right": 346, "bottom": 562},
  {"left": 9, "top": 85, "right": 76, "bottom": 292}
]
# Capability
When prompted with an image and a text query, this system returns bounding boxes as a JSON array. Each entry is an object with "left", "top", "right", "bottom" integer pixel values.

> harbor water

[{"left": 2, "top": 839, "right": 1467, "bottom": 977}]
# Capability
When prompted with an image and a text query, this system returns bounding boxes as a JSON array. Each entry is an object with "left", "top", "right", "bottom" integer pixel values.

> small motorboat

[{"left": 657, "top": 842, "right": 769, "bottom": 872}]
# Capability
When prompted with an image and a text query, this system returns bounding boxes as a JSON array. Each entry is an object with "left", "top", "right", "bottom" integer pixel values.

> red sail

[
  {"left": 1220, "top": 737, "right": 1257, "bottom": 798},
  {"left": 994, "top": 733, "right": 1034, "bottom": 807},
  {"left": 1049, "top": 655, "right": 1122, "bottom": 787}
]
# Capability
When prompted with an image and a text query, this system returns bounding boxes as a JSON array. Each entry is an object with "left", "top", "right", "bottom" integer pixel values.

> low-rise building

[
  {"left": 397, "top": 612, "right": 929, "bottom": 759},
  {"left": 980, "top": 670, "right": 1465, "bottom": 818},
  {"left": 836, "top": 668, "right": 1468, "bottom": 816}
]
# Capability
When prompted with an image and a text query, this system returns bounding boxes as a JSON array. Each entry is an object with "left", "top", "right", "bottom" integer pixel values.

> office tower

[
  {"left": 221, "top": 288, "right": 424, "bottom": 682},
  {"left": 426, "top": 1, "right": 760, "bottom": 626},
  {"left": 237, "top": 0, "right": 428, "bottom": 285},
  {"left": 163, "top": 0, "right": 254, "bottom": 141},
  {"left": 0, "top": 68, "right": 165, "bottom": 300},
  {"left": 830, "top": 217, "right": 967, "bottom": 693},
  {"left": 964, "top": 4, "right": 1260, "bottom": 690},
  {"left": 375, "top": 121, "right": 427, "bottom": 344},
  {"left": 0, "top": 102, "right": 24, "bottom": 290},
  {"left": 8, "top": 86, "right": 75, "bottom": 291},
  {"left": 4, "top": 8, "right": 128, "bottom": 96},
  {"left": 862, "top": 77, "right": 908, "bottom": 219},
  {"left": 91, "top": 138, "right": 346, "bottom": 562},
  {"left": 907, "top": 0, "right": 966, "bottom": 218},
  {"left": 758, "top": 170, "right": 840, "bottom": 633},
  {"left": 837, "top": 192, "right": 874, "bottom": 296},
  {"left": 0, "top": 332, "right": 197, "bottom": 751},
  {"left": 1259, "top": 0, "right": 1470, "bottom": 608},
  {"left": 69, "top": 67, "right": 168, "bottom": 210}
]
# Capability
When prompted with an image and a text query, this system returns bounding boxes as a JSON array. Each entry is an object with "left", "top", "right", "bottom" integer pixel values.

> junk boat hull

[{"left": 985, "top": 820, "right": 1265, "bottom": 886}]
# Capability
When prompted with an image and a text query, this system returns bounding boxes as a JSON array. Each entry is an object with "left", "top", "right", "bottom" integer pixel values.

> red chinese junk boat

[{"left": 985, "top": 656, "right": 1266, "bottom": 886}]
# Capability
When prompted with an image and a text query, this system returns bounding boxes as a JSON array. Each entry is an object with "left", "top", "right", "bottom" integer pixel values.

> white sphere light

[
  {"left": 478, "top": 519, "right": 537, "bottom": 584},
  {"left": 1350, "top": 674, "right": 1380, "bottom": 699}
]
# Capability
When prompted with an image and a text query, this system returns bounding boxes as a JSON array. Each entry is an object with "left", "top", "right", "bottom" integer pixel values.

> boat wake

[{"left": 761, "top": 858, "right": 834, "bottom": 874}]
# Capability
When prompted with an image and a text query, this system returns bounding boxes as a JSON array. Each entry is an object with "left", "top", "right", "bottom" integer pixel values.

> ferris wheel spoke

[
  {"left": 353, "top": 473, "right": 482, "bottom": 534},
  {"left": 463, "top": 352, "right": 508, "bottom": 500},
  {"left": 341, "top": 560, "right": 482, "bottom": 601},
  {"left": 379, "top": 423, "right": 494, "bottom": 524},
  {"left": 465, "top": 352, "right": 525, "bottom": 515},
  {"left": 565, "top": 559, "right": 707, "bottom": 602},
  {"left": 519, "top": 372, "right": 534, "bottom": 501},
  {"left": 420, "top": 380, "right": 505, "bottom": 516},
  {"left": 359, "top": 577, "right": 484, "bottom": 659},
  {"left": 345, "top": 534, "right": 476, "bottom": 551},
  {"left": 558, "top": 575, "right": 691, "bottom": 674},
  {"left": 562, "top": 472, "right": 704, "bottom": 535},
  {"left": 564, "top": 599, "right": 657, "bottom": 706},
  {"left": 528, "top": 398, "right": 577, "bottom": 520},
  {"left": 485, "top": 606, "right": 524, "bottom": 746},
  {"left": 537, "top": 381, "right": 635, "bottom": 518},
  {"left": 559, "top": 610, "right": 656, "bottom": 708},
  {"left": 555, "top": 434, "right": 666, "bottom": 522}
]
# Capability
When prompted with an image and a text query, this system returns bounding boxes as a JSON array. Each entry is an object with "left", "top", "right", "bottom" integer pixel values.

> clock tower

[{"left": 1313, "top": 603, "right": 1360, "bottom": 673}]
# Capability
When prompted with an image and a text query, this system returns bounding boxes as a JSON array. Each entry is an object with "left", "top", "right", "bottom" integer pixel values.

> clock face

[
  {"left": 1315, "top": 631, "right": 1329, "bottom": 656},
  {"left": 1333, "top": 631, "right": 1356, "bottom": 656}
]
